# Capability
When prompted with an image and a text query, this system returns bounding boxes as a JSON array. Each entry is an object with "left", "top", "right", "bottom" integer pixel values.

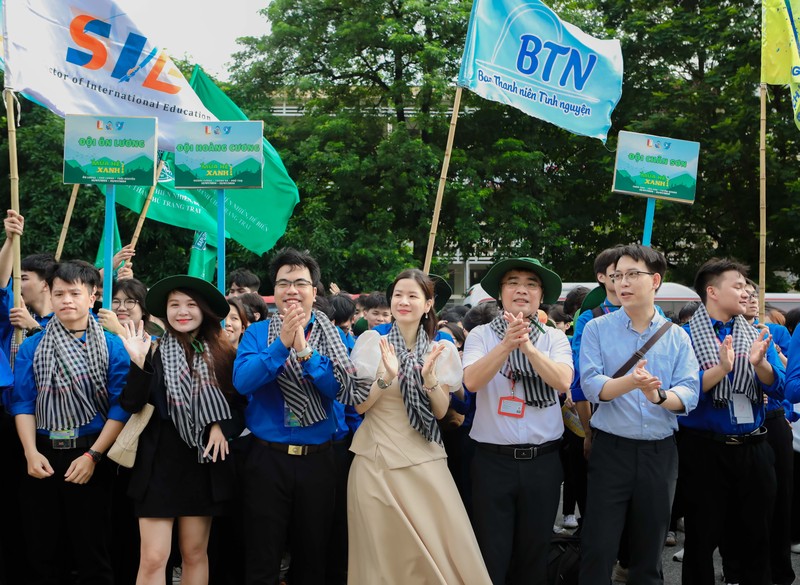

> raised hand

[
  {"left": 631, "top": 359, "right": 662, "bottom": 397},
  {"left": 279, "top": 305, "right": 306, "bottom": 349},
  {"left": 718, "top": 336, "right": 734, "bottom": 373},
  {"left": 501, "top": 311, "right": 530, "bottom": 351},
  {"left": 421, "top": 342, "right": 446, "bottom": 387},
  {"left": 379, "top": 337, "right": 399, "bottom": 384},
  {"left": 749, "top": 328, "right": 772, "bottom": 367},
  {"left": 121, "top": 320, "right": 151, "bottom": 369}
]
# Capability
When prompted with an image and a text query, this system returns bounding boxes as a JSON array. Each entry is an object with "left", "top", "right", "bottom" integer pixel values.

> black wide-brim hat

[
  {"left": 386, "top": 273, "right": 453, "bottom": 313},
  {"left": 146, "top": 275, "right": 230, "bottom": 321},
  {"left": 481, "top": 257, "right": 562, "bottom": 305}
]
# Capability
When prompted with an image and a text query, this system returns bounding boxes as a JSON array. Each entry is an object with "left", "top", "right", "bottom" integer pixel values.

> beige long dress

[{"left": 347, "top": 330, "right": 492, "bottom": 585}]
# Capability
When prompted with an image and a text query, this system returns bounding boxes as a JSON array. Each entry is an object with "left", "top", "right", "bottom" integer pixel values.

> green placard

[
  {"left": 174, "top": 121, "right": 264, "bottom": 189},
  {"left": 63, "top": 115, "right": 157, "bottom": 186},
  {"left": 612, "top": 131, "right": 700, "bottom": 204}
]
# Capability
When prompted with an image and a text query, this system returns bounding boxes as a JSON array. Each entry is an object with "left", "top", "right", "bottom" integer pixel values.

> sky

[{"left": 128, "top": 0, "right": 272, "bottom": 81}]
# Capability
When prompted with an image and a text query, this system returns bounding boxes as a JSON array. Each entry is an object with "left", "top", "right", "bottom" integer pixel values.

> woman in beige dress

[{"left": 347, "top": 269, "right": 491, "bottom": 585}]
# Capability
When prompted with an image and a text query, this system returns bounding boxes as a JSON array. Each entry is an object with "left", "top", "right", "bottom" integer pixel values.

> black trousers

[
  {"left": 560, "top": 427, "right": 587, "bottom": 518},
  {"left": 21, "top": 442, "right": 115, "bottom": 585},
  {"left": 471, "top": 443, "right": 562, "bottom": 585},
  {"left": 0, "top": 412, "right": 27, "bottom": 585},
  {"left": 579, "top": 430, "right": 677, "bottom": 585},
  {"left": 325, "top": 438, "right": 353, "bottom": 585},
  {"left": 243, "top": 440, "right": 336, "bottom": 585},
  {"left": 679, "top": 429, "right": 776, "bottom": 585}
]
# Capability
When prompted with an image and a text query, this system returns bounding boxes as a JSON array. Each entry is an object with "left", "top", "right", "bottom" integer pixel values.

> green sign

[
  {"left": 612, "top": 131, "right": 700, "bottom": 204},
  {"left": 63, "top": 115, "right": 158, "bottom": 186},
  {"left": 173, "top": 121, "right": 264, "bottom": 189}
]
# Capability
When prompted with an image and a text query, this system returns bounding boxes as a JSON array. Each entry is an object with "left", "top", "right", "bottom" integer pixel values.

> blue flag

[{"left": 458, "top": 0, "right": 623, "bottom": 141}]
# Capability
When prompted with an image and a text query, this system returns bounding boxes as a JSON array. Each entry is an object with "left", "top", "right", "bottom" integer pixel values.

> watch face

[
  {"left": 657, "top": 388, "right": 667, "bottom": 403},
  {"left": 377, "top": 377, "right": 389, "bottom": 389}
]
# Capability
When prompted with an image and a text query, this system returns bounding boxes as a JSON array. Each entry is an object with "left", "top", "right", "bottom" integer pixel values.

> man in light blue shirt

[{"left": 579, "top": 245, "right": 699, "bottom": 585}]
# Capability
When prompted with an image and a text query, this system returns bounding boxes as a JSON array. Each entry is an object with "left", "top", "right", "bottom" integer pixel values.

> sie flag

[
  {"left": 761, "top": 0, "right": 800, "bottom": 130},
  {"left": 2, "top": 0, "right": 213, "bottom": 151},
  {"left": 458, "top": 0, "right": 623, "bottom": 142}
]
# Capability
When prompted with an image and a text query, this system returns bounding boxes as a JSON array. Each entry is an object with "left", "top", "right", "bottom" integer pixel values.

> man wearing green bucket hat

[{"left": 462, "top": 257, "right": 573, "bottom": 585}]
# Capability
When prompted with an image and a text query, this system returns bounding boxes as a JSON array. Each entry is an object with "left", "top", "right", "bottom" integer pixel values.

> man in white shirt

[{"left": 463, "top": 257, "right": 573, "bottom": 585}]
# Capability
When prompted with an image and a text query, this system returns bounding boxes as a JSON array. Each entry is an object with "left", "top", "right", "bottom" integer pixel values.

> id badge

[
  {"left": 49, "top": 428, "right": 76, "bottom": 440},
  {"left": 284, "top": 404, "right": 301, "bottom": 428},
  {"left": 730, "top": 394, "right": 755, "bottom": 425},
  {"left": 498, "top": 396, "right": 525, "bottom": 418}
]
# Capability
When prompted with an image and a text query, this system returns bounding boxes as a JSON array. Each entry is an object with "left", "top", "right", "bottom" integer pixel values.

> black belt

[
  {"left": 256, "top": 438, "right": 332, "bottom": 456},
  {"left": 477, "top": 440, "right": 560, "bottom": 460},
  {"left": 682, "top": 426, "right": 768, "bottom": 446},
  {"left": 36, "top": 433, "right": 98, "bottom": 451}
]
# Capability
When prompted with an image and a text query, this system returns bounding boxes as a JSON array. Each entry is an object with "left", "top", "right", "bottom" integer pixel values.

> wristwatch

[
  {"left": 653, "top": 388, "right": 668, "bottom": 405},
  {"left": 85, "top": 449, "right": 103, "bottom": 463},
  {"left": 376, "top": 377, "right": 390, "bottom": 389}
]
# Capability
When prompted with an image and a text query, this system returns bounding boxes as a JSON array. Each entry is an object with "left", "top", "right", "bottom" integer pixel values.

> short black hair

[
  {"left": 329, "top": 293, "right": 356, "bottom": 326},
  {"left": 693, "top": 258, "right": 749, "bottom": 304},
  {"left": 593, "top": 247, "right": 623, "bottom": 281},
  {"left": 439, "top": 305, "right": 469, "bottom": 323},
  {"left": 615, "top": 244, "right": 667, "bottom": 280},
  {"left": 313, "top": 295, "right": 335, "bottom": 320},
  {"left": 363, "top": 291, "right": 389, "bottom": 311},
  {"left": 462, "top": 301, "right": 499, "bottom": 332},
  {"left": 268, "top": 248, "right": 321, "bottom": 287},
  {"left": 548, "top": 305, "right": 571, "bottom": 323},
  {"left": 46, "top": 260, "right": 101, "bottom": 291},
  {"left": 563, "top": 286, "right": 590, "bottom": 317},
  {"left": 21, "top": 253, "right": 57, "bottom": 280},
  {"left": 678, "top": 301, "right": 700, "bottom": 324},
  {"left": 745, "top": 278, "right": 758, "bottom": 292},
  {"left": 237, "top": 292, "right": 268, "bottom": 322},
  {"left": 228, "top": 268, "right": 261, "bottom": 291},
  {"left": 785, "top": 307, "right": 800, "bottom": 336}
]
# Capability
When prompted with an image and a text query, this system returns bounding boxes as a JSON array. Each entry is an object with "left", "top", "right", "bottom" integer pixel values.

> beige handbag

[{"left": 107, "top": 404, "right": 155, "bottom": 468}]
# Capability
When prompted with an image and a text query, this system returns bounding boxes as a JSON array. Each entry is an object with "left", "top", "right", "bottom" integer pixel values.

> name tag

[
  {"left": 284, "top": 404, "right": 302, "bottom": 428},
  {"left": 49, "top": 428, "right": 76, "bottom": 440},
  {"left": 498, "top": 396, "right": 525, "bottom": 418},
  {"left": 731, "top": 394, "right": 755, "bottom": 425}
]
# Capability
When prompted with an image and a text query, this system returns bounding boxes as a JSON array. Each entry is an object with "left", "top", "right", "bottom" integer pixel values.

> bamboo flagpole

[
  {"left": 130, "top": 159, "right": 165, "bottom": 248},
  {"left": 55, "top": 184, "right": 80, "bottom": 262},
  {"left": 758, "top": 83, "right": 767, "bottom": 322},
  {"left": 4, "top": 90, "right": 23, "bottom": 345},
  {"left": 423, "top": 86, "right": 463, "bottom": 274}
]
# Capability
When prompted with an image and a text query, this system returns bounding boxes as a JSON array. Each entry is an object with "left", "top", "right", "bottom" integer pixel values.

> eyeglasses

[
  {"left": 111, "top": 298, "right": 139, "bottom": 310},
  {"left": 745, "top": 291, "right": 757, "bottom": 300},
  {"left": 274, "top": 279, "right": 313, "bottom": 291},
  {"left": 501, "top": 280, "right": 542, "bottom": 291},
  {"left": 609, "top": 270, "right": 655, "bottom": 283}
]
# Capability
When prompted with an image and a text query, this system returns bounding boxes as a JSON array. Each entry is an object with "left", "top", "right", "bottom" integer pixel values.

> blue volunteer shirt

[
  {"left": 233, "top": 314, "right": 341, "bottom": 445},
  {"left": 9, "top": 328, "right": 131, "bottom": 435},
  {"left": 679, "top": 317, "right": 785, "bottom": 435},
  {"left": 580, "top": 308, "right": 700, "bottom": 440},
  {"left": 784, "top": 328, "right": 800, "bottom": 405},
  {"left": 570, "top": 298, "right": 620, "bottom": 402}
]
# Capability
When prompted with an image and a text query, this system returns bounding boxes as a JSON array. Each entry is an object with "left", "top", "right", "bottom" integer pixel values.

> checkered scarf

[
  {"left": 386, "top": 323, "right": 442, "bottom": 445},
  {"left": 489, "top": 314, "right": 558, "bottom": 408},
  {"left": 688, "top": 303, "right": 758, "bottom": 407},
  {"left": 32, "top": 316, "right": 109, "bottom": 431},
  {"left": 160, "top": 333, "right": 232, "bottom": 462},
  {"left": 267, "top": 310, "right": 370, "bottom": 426}
]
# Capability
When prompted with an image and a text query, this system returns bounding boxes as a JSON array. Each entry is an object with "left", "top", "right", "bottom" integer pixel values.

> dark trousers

[
  {"left": 560, "top": 427, "right": 587, "bottom": 518},
  {"left": 721, "top": 414, "right": 795, "bottom": 585},
  {"left": 579, "top": 430, "right": 677, "bottom": 585},
  {"left": 243, "top": 440, "right": 336, "bottom": 585},
  {"left": 325, "top": 438, "right": 353, "bottom": 585},
  {"left": 471, "top": 443, "right": 562, "bottom": 585},
  {"left": 792, "top": 450, "right": 800, "bottom": 544},
  {"left": 0, "top": 413, "right": 27, "bottom": 585},
  {"left": 21, "top": 443, "right": 115, "bottom": 585},
  {"left": 679, "top": 430, "right": 776, "bottom": 585}
]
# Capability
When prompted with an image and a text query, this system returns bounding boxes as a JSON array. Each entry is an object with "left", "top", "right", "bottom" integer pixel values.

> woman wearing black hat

[
  {"left": 346, "top": 268, "right": 491, "bottom": 584},
  {"left": 119, "top": 275, "right": 245, "bottom": 585}
]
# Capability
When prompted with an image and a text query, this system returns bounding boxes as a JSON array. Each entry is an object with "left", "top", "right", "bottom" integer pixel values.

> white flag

[{"left": 2, "top": 0, "right": 215, "bottom": 150}]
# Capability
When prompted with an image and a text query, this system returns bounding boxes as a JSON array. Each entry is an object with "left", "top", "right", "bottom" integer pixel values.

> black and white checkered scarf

[
  {"left": 32, "top": 316, "right": 109, "bottom": 431},
  {"left": 160, "top": 333, "right": 232, "bottom": 462},
  {"left": 489, "top": 314, "right": 558, "bottom": 408},
  {"left": 266, "top": 310, "right": 370, "bottom": 427},
  {"left": 688, "top": 303, "right": 758, "bottom": 407},
  {"left": 386, "top": 323, "right": 442, "bottom": 445}
]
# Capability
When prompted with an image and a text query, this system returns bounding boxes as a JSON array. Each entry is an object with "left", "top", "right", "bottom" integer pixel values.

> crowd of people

[{"left": 0, "top": 207, "right": 799, "bottom": 585}]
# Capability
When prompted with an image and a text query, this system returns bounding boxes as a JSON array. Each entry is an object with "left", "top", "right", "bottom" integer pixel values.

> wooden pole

[
  {"left": 55, "top": 184, "right": 80, "bottom": 261},
  {"left": 4, "top": 90, "right": 22, "bottom": 345},
  {"left": 130, "top": 159, "right": 165, "bottom": 247},
  {"left": 758, "top": 83, "right": 767, "bottom": 322},
  {"left": 423, "top": 86, "right": 463, "bottom": 274}
]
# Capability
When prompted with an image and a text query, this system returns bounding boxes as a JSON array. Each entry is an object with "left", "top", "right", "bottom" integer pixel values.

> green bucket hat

[
  {"left": 146, "top": 275, "right": 230, "bottom": 321},
  {"left": 481, "top": 258, "right": 562, "bottom": 305},
  {"left": 578, "top": 285, "right": 607, "bottom": 316},
  {"left": 385, "top": 273, "right": 453, "bottom": 313}
]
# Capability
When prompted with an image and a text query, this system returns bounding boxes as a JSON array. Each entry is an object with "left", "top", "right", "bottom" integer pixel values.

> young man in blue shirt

[
  {"left": 679, "top": 259, "right": 785, "bottom": 585},
  {"left": 233, "top": 248, "right": 369, "bottom": 585},
  {"left": 9, "top": 260, "right": 130, "bottom": 585},
  {"left": 578, "top": 245, "right": 699, "bottom": 585}
]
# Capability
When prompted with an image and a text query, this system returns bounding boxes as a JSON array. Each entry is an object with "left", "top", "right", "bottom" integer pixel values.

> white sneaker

[
  {"left": 792, "top": 542, "right": 800, "bottom": 554},
  {"left": 672, "top": 548, "right": 684, "bottom": 562},
  {"left": 563, "top": 514, "right": 579, "bottom": 528},
  {"left": 553, "top": 524, "right": 566, "bottom": 534}
]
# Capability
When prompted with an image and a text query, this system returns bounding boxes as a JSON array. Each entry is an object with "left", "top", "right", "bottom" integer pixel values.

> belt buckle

[
  {"left": 287, "top": 444, "right": 306, "bottom": 456},
  {"left": 513, "top": 447, "right": 533, "bottom": 460},
  {"left": 725, "top": 435, "right": 743, "bottom": 446},
  {"left": 52, "top": 438, "right": 76, "bottom": 450}
]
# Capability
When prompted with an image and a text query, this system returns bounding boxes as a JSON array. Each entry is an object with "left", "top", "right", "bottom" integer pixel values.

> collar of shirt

[
  {"left": 710, "top": 317, "right": 734, "bottom": 341},
  {"left": 618, "top": 307, "right": 667, "bottom": 332}
]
